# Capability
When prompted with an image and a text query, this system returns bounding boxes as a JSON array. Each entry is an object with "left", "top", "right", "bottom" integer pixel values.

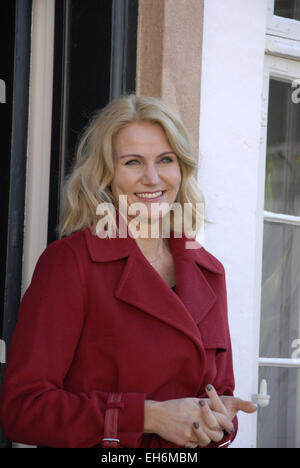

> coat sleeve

[
  {"left": 0, "top": 241, "right": 145, "bottom": 448},
  {"left": 198, "top": 270, "right": 238, "bottom": 448}
]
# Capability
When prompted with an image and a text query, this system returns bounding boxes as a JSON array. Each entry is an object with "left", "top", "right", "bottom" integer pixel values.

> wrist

[{"left": 143, "top": 400, "right": 162, "bottom": 434}]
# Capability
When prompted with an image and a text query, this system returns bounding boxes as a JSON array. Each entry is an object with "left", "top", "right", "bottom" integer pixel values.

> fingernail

[
  {"left": 199, "top": 400, "right": 206, "bottom": 407},
  {"left": 192, "top": 421, "right": 199, "bottom": 429},
  {"left": 206, "top": 384, "right": 212, "bottom": 391}
]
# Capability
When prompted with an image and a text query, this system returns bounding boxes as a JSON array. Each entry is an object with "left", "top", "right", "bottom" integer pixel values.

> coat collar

[
  {"left": 83, "top": 225, "right": 224, "bottom": 276},
  {"left": 83, "top": 222, "right": 225, "bottom": 374}
]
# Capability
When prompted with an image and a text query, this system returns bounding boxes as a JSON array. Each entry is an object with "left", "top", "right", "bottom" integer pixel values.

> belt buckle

[
  {"left": 101, "top": 437, "right": 120, "bottom": 447},
  {"left": 218, "top": 440, "right": 231, "bottom": 448}
]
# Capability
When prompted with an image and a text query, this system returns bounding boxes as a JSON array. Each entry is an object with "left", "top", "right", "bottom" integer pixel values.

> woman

[{"left": 0, "top": 95, "right": 256, "bottom": 448}]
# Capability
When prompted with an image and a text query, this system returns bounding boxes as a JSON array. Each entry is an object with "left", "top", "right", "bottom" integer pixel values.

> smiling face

[{"left": 111, "top": 121, "right": 182, "bottom": 227}]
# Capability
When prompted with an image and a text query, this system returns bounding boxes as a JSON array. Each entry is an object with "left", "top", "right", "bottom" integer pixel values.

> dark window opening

[
  {"left": 0, "top": 2, "right": 16, "bottom": 348},
  {"left": 274, "top": 0, "right": 300, "bottom": 21},
  {"left": 48, "top": 0, "right": 138, "bottom": 244}
]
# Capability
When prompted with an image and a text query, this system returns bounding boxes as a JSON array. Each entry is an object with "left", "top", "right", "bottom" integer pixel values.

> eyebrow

[{"left": 119, "top": 151, "right": 176, "bottom": 159}]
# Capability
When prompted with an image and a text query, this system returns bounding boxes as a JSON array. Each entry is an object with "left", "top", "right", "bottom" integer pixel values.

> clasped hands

[
  {"left": 185, "top": 384, "right": 256, "bottom": 448},
  {"left": 144, "top": 384, "right": 256, "bottom": 448}
]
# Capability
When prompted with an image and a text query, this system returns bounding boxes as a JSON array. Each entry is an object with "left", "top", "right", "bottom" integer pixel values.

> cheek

[
  {"left": 110, "top": 172, "right": 124, "bottom": 198},
  {"left": 111, "top": 168, "right": 138, "bottom": 196},
  {"left": 169, "top": 167, "right": 182, "bottom": 191}
]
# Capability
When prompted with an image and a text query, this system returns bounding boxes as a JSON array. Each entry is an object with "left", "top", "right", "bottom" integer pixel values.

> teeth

[{"left": 136, "top": 191, "right": 163, "bottom": 199}]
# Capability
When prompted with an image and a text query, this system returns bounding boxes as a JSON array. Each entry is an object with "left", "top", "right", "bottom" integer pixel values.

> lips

[{"left": 135, "top": 190, "right": 166, "bottom": 200}]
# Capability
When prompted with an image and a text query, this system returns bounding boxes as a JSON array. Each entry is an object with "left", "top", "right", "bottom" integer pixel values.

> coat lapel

[
  {"left": 168, "top": 234, "right": 224, "bottom": 325},
  {"left": 114, "top": 252, "right": 204, "bottom": 349},
  {"left": 84, "top": 227, "right": 224, "bottom": 356}
]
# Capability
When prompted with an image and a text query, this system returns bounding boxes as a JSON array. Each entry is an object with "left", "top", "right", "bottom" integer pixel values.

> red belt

[{"left": 101, "top": 392, "right": 124, "bottom": 448}]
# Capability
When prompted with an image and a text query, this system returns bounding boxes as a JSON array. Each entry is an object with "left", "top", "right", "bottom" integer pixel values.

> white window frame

[
  {"left": 23, "top": 0, "right": 55, "bottom": 293},
  {"left": 260, "top": 55, "right": 300, "bottom": 356},
  {"left": 267, "top": 0, "right": 300, "bottom": 42},
  {"left": 198, "top": 0, "right": 300, "bottom": 448},
  {"left": 258, "top": 46, "right": 300, "bottom": 447}
]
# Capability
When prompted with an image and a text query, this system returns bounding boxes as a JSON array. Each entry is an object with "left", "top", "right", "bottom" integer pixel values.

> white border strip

[{"left": 23, "top": 0, "right": 55, "bottom": 293}]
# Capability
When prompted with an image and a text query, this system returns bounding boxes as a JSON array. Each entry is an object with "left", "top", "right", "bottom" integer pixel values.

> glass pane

[
  {"left": 259, "top": 222, "right": 300, "bottom": 358},
  {"left": 274, "top": 0, "right": 300, "bottom": 21},
  {"left": 257, "top": 366, "right": 300, "bottom": 448},
  {"left": 265, "top": 79, "right": 300, "bottom": 217}
]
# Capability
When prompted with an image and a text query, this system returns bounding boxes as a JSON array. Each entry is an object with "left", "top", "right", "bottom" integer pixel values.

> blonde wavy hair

[{"left": 59, "top": 94, "right": 205, "bottom": 238}]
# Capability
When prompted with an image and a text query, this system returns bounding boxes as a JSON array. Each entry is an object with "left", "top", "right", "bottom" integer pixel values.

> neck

[
  {"left": 133, "top": 218, "right": 171, "bottom": 261},
  {"left": 117, "top": 211, "right": 171, "bottom": 258},
  {"left": 135, "top": 236, "right": 169, "bottom": 259}
]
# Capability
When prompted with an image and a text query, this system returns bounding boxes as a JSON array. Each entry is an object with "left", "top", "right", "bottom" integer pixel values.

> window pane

[
  {"left": 265, "top": 79, "right": 300, "bottom": 217},
  {"left": 259, "top": 222, "right": 300, "bottom": 358},
  {"left": 257, "top": 366, "right": 300, "bottom": 448},
  {"left": 274, "top": 0, "right": 300, "bottom": 21}
]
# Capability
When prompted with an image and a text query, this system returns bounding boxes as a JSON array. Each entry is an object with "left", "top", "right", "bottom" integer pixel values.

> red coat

[{"left": 0, "top": 227, "right": 237, "bottom": 448}]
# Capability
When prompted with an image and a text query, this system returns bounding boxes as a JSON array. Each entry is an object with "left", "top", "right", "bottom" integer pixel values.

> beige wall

[{"left": 137, "top": 0, "right": 204, "bottom": 153}]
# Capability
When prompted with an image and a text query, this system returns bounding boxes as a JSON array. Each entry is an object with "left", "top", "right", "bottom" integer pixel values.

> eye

[
  {"left": 124, "top": 159, "right": 140, "bottom": 166},
  {"left": 160, "top": 156, "right": 173, "bottom": 163}
]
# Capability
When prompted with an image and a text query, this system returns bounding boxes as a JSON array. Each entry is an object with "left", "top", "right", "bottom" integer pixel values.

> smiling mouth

[{"left": 135, "top": 190, "right": 166, "bottom": 200}]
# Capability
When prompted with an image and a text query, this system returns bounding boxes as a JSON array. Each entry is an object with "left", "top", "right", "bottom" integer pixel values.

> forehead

[{"left": 113, "top": 121, "right": 172, "bottom": 153}]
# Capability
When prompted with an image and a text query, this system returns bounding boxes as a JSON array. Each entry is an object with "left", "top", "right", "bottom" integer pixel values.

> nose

[{"left": 141, "top": 163, "right": 160, "bottom": 185}]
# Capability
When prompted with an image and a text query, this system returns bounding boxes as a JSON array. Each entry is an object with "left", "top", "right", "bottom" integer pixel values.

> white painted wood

[
  {"left": 265, "top": 36, "right": 300, "bottom": 59},
  {"left": 259, "top": 358, "right": 300, "bottom": 368},
  {"left": 199, "top": 0, "right": 269, "bottom": 448},
  {"left": 258, "top": 53, "right": 300, "bottom": 450},
  {"left": 264, "top": 211, "right": 300, "bottom": 226},
  {"left": 267, "top": 0, "right": 300, "bottom": 41},
  {"left": 265, "top": 53, "right": 300, "bottom": 81},
  {"left": 22, "top": 0, "right": 55, "bottom": 293}
]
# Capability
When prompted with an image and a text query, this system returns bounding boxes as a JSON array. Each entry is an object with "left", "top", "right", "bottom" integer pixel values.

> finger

[
  {"left": 198, "top": 398, "right": 213, "bottom": 411},
  {"left": 199, "top": 400, "right": 221, "bottom": 430},
  {"left": 233, "top": 398, "right": 257, "bottom": 414},
  {"left": 198, "top": 398, "right": 210, "bottom": 405},
  {"left": 192, "top": 426, "right": 211, "bottom": 448},
  {"left": 205, "top": 427, "right": 224, "bottom": 443},
  {"left": 185, "top": 442, "right": 199, "bottom": 448},
  {"left": 213, "top": 411, "right": 234, "bottom": 434},
  {"left": 192, "top": 415, "right": 224, "bottom": 445},
  {"left": 205, "top": 384, "right": 228, "bottom": 416}
]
